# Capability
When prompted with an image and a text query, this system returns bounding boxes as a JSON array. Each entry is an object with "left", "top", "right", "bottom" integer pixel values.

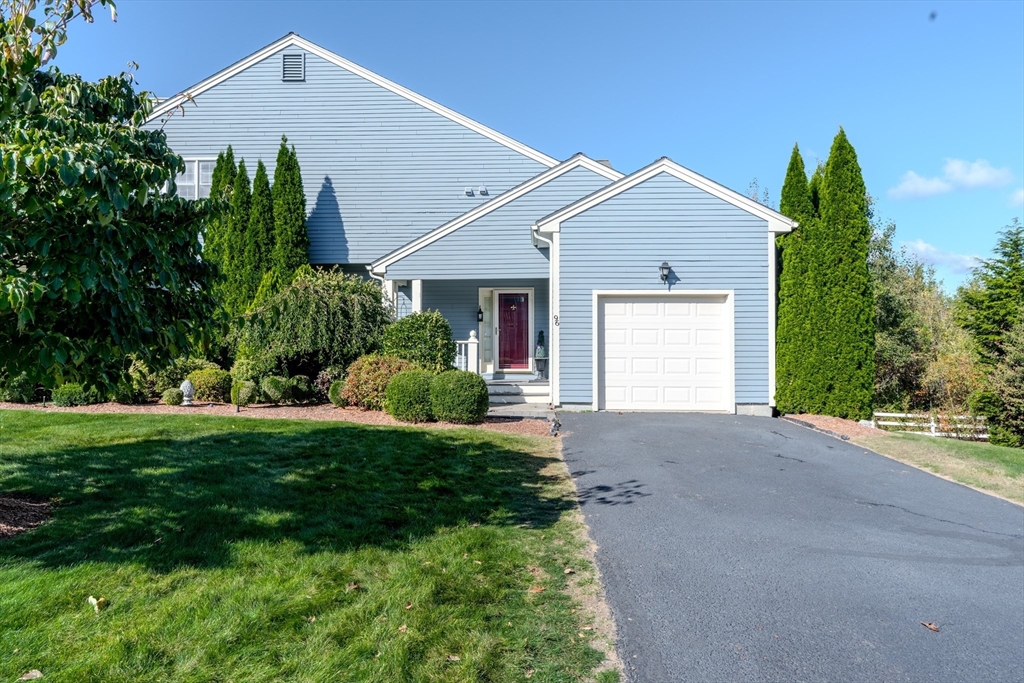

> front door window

[{"left": 498, "top": 293, "right": 529, "bottom": 369}]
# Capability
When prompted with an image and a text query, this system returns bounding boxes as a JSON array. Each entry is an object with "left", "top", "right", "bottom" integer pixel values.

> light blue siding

[
  {"left": 422, "top": 279, "right": 549, "bottom": 350},
  {"left": 385, "top": 166, "right": 613, "bottom": 280},
  {"left": 396, "top": 283, "right": 413, "bottom": 318},
  {"left": 558, "top": 172, "right": 770, "bottom": 405},
  {"left": 151, "top": 46, "right": 548, "bottom": 265}
]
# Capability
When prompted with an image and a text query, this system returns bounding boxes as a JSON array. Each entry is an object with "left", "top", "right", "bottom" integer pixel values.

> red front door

[{"left": 498, "top": 293, "right": 529, "bottom": 370}]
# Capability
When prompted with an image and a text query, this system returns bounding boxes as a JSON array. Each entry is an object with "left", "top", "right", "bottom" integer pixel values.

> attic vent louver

[{"left": 282, "top": 53, "right": 305, "bottom": 82}]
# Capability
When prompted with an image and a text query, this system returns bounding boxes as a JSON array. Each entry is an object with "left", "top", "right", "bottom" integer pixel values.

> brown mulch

[
  {"left": 0, "top": 495, "right": 50, "bottom": 540},
  {"left": 0, "top": 401, "right": 553, "bottom": 437},
  {"left": 782, "top": 413, "right": 882, "bottom": 440}
]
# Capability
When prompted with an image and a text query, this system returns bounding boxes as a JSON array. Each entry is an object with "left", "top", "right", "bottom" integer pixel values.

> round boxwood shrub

[
  {"left": 385, "top": 370, "right": 435, "bottom": 423},
  {"left": 430, "top": 370, "right": 489, "bottom": 424},
  {"left": 328, "top": 379, "right": 347, "bottom": 407},
  {"left": 341, "top": 355, "right": 414, "bottom": 410},
  {"left": 261, "top": 376, "right": 292, "bottom": 404},
  {"left": 162, "top": 388, "right": 184, "bottom": 406},
  {"left": 382, "top": 311, "right": 457, "bottom": 373},
  {"left": 290, "top": 375, "right": 312, "bottom": 402},
  {"left": 52, "top": 382, "right": 88, "bottom": 407},
  {"left": 231, "top": 380, "right": 258, "bottom": 407},
  {"left": 186, "top": 368, "right": 233, "bottom": 403}
]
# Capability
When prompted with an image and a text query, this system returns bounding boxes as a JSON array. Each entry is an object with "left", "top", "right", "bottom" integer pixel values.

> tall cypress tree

[
  {"left": 271, "top": 136, "right": 310, "bottom": 283},
  {"left": 244, "top": 159, "right": 275, "bottom": 306},
  {"left": 816, "top": 128, "right": 874, "bottom": 418},
  {"left": 225, "top": 159, "right": 251, "bottom": 315},
  {"left": 775, "top": 144, "right": 817, "bottom": 413}
]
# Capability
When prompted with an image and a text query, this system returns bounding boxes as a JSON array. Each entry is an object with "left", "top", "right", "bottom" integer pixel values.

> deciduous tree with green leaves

[{"left": 1, "top": 0, "right": 219, "bottom": 392}]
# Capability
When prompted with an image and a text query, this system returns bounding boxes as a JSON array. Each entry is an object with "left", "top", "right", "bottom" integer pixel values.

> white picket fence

[{"left": 871, "top": 412, "right": 989, "bottom": 441}]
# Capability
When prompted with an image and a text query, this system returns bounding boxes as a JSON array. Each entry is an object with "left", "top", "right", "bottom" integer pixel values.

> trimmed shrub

[
  {"left": 289, "top": 374, "right": 312, "bottom": 402},
  {"left": 341, "top": 355, "right": 413, "bottom": 410},
  {"left": 385, "top": 370, "right": 434, "bottom": 423},
  {"left": 231, "top": 380, "right": 258, "bottom": 407},
  {"left": 111, "top": 382, "right": 139, "bottom": 405},
  {"left": 154, "top": 357, "right": 219, "bottom": 393},
  {"left": 1, "top": 372, "right": 35, "bottom": 403},
  {"left": 186, "top": 368, "right": 233, "bottom": 403},
  {"left": 430, "top": 370, "right": 489, "bottom": 424},
  {"left": 261, "top": 376, "right": 292, "bottom": 404},
  {"left": 383, "top": 310, "right": 457, "bottom": 373},
  {"left": 328, "top": 379, "right": 347, "bottom": 407},
  {"left": 315, "top": 366, "right": 345, "bottom": 402},
  {"left": 52, "top": 382, "right": 88, "bottom": 407},
  {"left": 162, "top": 388, "right": 184, "bottom": 406}
]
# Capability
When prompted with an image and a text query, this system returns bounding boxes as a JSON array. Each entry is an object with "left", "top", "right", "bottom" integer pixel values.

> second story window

[{"left": 175, "top": 160, "right": 215, "bottom": 199}]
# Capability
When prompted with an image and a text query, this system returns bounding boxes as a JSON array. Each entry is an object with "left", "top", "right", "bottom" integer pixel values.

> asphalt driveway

[{"left": 560, "top": 412, "right": 1024, "bottom": 683}]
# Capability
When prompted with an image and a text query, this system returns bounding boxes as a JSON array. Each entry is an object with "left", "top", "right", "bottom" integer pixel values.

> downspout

[
  {"left": 366, "top": 266, "right": 395, "bottom": 316},
  {"left": 532, "top": 226, "right": 555, "bottom": 406}
]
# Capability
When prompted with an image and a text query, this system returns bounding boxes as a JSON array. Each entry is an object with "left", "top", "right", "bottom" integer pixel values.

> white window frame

[{"left": 174, "top": 158, "right": 217, "bottom": 199}]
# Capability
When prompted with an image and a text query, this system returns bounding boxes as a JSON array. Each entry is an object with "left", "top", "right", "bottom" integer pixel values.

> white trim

[
  {"left": 768, "top": 234, "right": 778, "bottom": 407},
  {"left": 491, "top": 287, "right": 535, "bottom": 373},
  {"left": 590, "top": 290, "right": 736, "bottom": 413},
  {"left": 147, "top": 33, "right": 557, "bottom": 168},
  {"left": 411, "top": 279, "right": 423, "bottom": 313},
  {"left": 370, "top": 154, "right": 622, "bottom": 275},
  {"left": 533, "top": 157, "right": 798, "bottom": 235},
  {"left": 551, "top": 232, "right": 561, "bottom": 405}
]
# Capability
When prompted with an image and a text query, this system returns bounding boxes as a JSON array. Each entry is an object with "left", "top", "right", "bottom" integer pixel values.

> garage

[{"left": 595, "top": 292, "right": 734, "bottom": 412}]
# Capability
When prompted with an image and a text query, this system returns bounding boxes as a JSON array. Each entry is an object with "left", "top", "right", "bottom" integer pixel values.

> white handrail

[
  {"left": 454, "top": 330, "right": 480, "bottom": 374},
  {"left": 871, "top": 411, "right": 988, "bottom": 441}
]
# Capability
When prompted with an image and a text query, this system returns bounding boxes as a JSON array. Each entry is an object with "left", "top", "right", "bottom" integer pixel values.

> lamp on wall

[
  {"left": 477, "top": 307, "right": 484, "bottom": 322},
  {"left": 659, "top": 261, "right": 671, "bottom": 283}
]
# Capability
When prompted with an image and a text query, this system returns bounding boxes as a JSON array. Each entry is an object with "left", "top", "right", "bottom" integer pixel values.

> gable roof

[
  {"left": 370, "top": 154, "right": 623, "bottom": 275},
  {"left": 533, "top": 157, "right": 798, "bottom": 234},
  {"left": 146, "top": 33, "right": 558, "bottom": 168}
]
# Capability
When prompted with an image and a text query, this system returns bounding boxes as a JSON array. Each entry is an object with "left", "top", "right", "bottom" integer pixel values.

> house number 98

[{"left": 553, "top": 315, "right": 559, "bottom": 327}]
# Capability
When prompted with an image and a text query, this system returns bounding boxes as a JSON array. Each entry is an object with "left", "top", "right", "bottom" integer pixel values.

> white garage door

[{"left": 597, "top": 294, "right": 733, "bottom": 411}]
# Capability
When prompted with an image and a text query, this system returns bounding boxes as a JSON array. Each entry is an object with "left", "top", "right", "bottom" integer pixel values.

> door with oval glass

[{"left": 496, "top": 292, "right": 530, "bottom": 370}]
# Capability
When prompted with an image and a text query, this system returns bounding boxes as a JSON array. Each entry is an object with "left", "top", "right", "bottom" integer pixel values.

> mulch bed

[
  {"left": 782, "top": 413, "right": 882, "bottom": 440},
  {"left": 0, "top": 495, "right": 51, "bottom": 540},
  {"left": 0, "top": 401, "right": 553, "bottom": 437}
]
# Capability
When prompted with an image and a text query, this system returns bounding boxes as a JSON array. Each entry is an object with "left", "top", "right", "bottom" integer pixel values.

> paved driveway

[{"left": 560, "top": 412, "right": 1024, "bottom": 683}]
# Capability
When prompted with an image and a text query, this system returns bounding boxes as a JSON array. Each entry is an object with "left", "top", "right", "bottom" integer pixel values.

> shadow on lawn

[{"left": 0, "top": 413, "right": 570, "bottom": 572}]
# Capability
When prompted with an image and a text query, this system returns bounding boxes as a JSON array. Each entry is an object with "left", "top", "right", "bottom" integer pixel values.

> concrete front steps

[{"left": 486, "top": 378, "right": 550, "bottom": 405}]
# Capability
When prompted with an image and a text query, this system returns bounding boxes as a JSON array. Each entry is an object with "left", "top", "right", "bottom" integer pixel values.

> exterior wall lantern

[
  {"left": 477, "top": 306, "right": 484, "bottom": 322},
  {"left": 659, "top": 261, "right": 671, "bottom": 283}
]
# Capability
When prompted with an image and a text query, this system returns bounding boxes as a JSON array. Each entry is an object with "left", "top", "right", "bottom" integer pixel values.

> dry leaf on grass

[
  {"left": 399, "top": 624, "right": 407, "bottom": 633},
  {"left": 447, "top": 655, "right": 461, "bottom": 662},
  {"left": 525, "top": 669, "right": 534, "bottom": 678},
  {"left": 563, "top": 568, "right": 574, "bottom": 574},
  {"left": 527, "top": 586, "right": 546, "bottom": 594},
  {"left": 405, "top": 601, "right": 413, "bottom": 610},
  {"left": 921, "top": 621, "right": 940, "bottom": 632},
  {"left": 19, "top": 672, "right": 43, "bottom": 681},
  {"left": 473, "top": 560, "right": 482, "bottom": 565},
  {"left": 346, "top": 582, "right": 360, "bottom": 592},
  {"left": 86, "top": 595, "right": 108, "bottom": 612}
]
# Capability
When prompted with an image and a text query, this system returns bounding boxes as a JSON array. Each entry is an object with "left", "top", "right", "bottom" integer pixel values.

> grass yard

[
  {"left": 0, "top": 410, "right": 618, "bottom": 682},
  {"left": 855, "top": 431, "right": 1024, "bottom": 504}
]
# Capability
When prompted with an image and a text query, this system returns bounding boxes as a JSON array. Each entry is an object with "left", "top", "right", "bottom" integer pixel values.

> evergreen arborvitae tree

[
  {"left": 243, "top": 159, "right": 275, "bottom": 307},
  {"left": 225, "top": 159, "right": 251, "bottom": 315},
  {"left": 775, "top": 144, "right": 817, "bottom": 413},
  {"left": 816, "top": 128, "right": 875, "bottom": 418},
  {"left": 271, "top": 136, "right": 310, "bottom": 285}
]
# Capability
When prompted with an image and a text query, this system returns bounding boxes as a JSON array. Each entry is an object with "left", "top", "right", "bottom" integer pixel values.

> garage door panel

[{"left": 598, "top": 294, "right": 731, "bottom": 412}]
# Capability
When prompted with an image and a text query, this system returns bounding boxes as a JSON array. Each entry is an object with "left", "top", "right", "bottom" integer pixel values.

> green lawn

[
  {"left": 856, "top": 431, "right": 1024, "bottom": 504},
  {"left": 0, "top": 410, "right": 617, "bottom": 682}
]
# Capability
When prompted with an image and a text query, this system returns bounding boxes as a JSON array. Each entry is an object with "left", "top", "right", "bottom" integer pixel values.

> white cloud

[
  {"left": 902, "top": 239, "right": 980, "bottom": 274},
  {"left": 1012, "top": 188, "right": 1024, "bottom": 207},
  {"left": 888, "top": 171, "right": 952, "bottom": 200},
  {"left": 888, "top": 158, "right": 1014, "bottom": 200},
  {"left": 942, "top": 159, "right": 1013, "bottom": 189}
]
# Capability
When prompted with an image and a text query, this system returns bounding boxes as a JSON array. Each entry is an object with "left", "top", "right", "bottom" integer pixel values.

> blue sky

[{"left": 55, "top": 0, "right": 1023, "bottom": 289}]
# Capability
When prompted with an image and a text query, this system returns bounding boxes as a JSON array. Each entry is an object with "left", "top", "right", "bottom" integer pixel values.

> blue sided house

[{"left": 148, "top": 34, "right": 798, "bottom": 415}]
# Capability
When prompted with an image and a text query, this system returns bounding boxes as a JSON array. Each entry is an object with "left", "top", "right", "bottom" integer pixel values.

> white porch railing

[
  {"left": 454, "top": 330, "right": 480, "bottom": 373},
  {"left": 872, "top": 412, "right": 989, "bottom": 441}
]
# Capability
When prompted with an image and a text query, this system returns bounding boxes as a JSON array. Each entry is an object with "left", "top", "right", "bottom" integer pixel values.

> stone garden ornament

[{"left": 180, "top": 379, "right": 195, "bottom": 406}]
